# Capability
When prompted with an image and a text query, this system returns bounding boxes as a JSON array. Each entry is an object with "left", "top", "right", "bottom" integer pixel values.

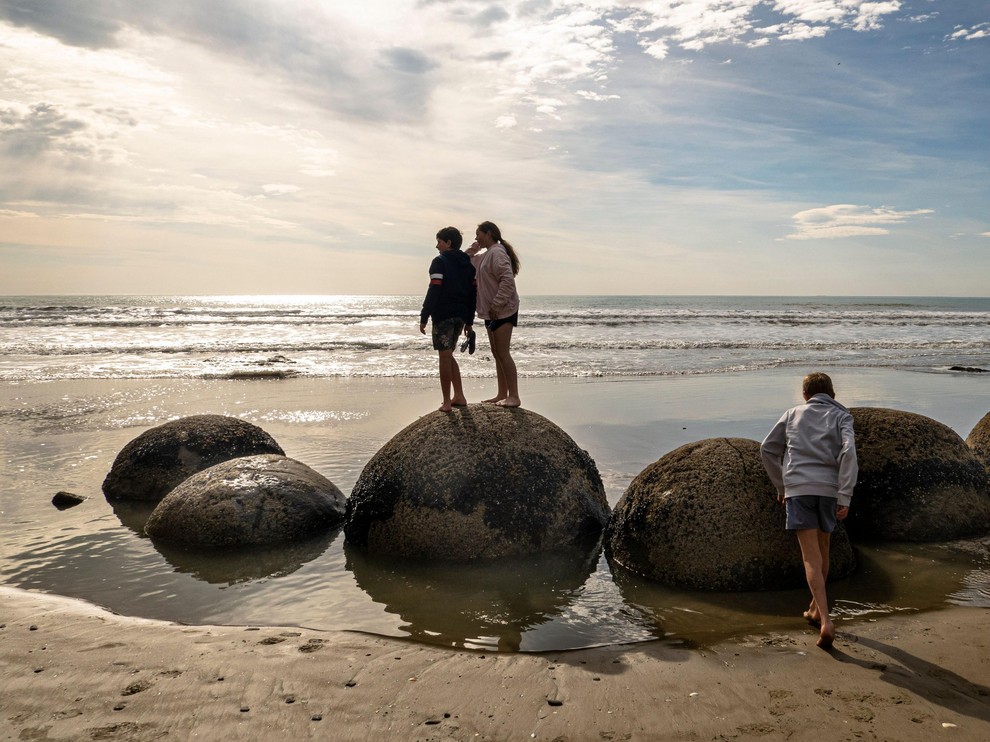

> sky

[{"left": 0, "top": 1, "right": 988, "bottom": 296}]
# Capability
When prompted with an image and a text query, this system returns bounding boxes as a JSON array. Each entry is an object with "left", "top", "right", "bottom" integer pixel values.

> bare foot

[
  {"left": 482, "top": 396, "right": 504, "bottom": 404},
  {"left": 817, "top": 621, "right": 836, "bottom": 649},
  {"left": 803, "top": 609, "right": 821, "bottom": 627},
  {"left": 439, "top": 402, "right": 453, "bottom": 412},
  {"left": 451, "top": 396, "right": 467, "bottom": 407},
  {"left": 495, "top": 396, "right": 521, "bottom": 408}
]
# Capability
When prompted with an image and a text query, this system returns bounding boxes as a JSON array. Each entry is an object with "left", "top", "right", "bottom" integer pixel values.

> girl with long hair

[{"left": 466, "top": 221, "right": 521, "bottom": 407}]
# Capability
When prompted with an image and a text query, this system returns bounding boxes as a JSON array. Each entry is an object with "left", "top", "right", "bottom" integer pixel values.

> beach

[
  {"left": 2, "top": 357, "right": 990, "bottom": 738},
  {"left": 2, "top": 587, "right": 989, "bottom": 741}
]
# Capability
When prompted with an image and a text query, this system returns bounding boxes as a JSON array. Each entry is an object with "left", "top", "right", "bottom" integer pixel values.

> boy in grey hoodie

[{"left": 760, "top": 372, "right": 858, "bottom": 649}]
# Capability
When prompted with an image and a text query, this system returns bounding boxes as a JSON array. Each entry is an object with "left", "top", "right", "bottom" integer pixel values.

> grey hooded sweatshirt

[{"left": 760, "top": 393, "right": 858, "bottom": 507}]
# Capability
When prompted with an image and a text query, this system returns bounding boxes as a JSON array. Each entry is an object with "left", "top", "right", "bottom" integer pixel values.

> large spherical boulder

[
  {"left": 145, "top": 454, "right": 345, "bottom": 547},
  {"left": 966, "top": 411, "right": 990, "bottom": 471},
  {"left": 103, "top": 415, "right": 284, "bottom": 502},
  {"left": 605, "top": 438, "right": 856, "bottom": 591},
  {"left": 344, "top": 405, "right": 610, "bottom": 562},
  {"left": 847, "top": 407, "right": 990, "bottom": 541}
]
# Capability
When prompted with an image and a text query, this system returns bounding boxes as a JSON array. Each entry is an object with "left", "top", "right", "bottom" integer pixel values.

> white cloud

[
  {"left": 262, "top": 184, "right": 302, "bottom": 196},
  {"left": 786, "top": 204, "right": 934, "bottom": 240},
  {"left": 948, "top": 23, "right": 990, "bottom": 41}
]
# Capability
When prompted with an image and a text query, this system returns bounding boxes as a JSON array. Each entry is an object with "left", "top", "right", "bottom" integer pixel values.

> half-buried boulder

[
  {"left": 345, "top": 405, "right": 610, "bottom": 561},
  {"left": 846, "top": 407, "right": 990, "bottom": 541},
  {"left": 145, "top": 454, "right": 345, "bottom": 547},
  {"left": 103, "top": 414, "right": 284, "bottom": 502},
  {"left": 605, "top": 438, "right": 856, "bottom": 591},
  {"left": 966, "top": 410, "right": 990, "bottom": 472}
]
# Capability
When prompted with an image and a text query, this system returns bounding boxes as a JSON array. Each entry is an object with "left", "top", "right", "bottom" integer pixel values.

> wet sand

[{"left": 2, "top": 587, "right": 988, "bottom": 741}]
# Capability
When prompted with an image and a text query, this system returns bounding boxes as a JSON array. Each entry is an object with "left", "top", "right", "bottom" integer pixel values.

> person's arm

[
  {"left": 760, "top": 414, "right": 788, "bottom": 501},
  {"left": 836, "top": 413, "right": 857, "bottom": 508},
  {"left": 420, "top": 256, "right": 444, "bottom": 331},
  {"left": 467, "top": 266, "right": 477, "bottom": 330}
]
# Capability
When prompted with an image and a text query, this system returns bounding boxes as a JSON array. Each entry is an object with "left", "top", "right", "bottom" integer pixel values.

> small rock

[
  {"left": 548, "top": 699, "right": 563, "bottom": 707},
  {"left": 52, "top": 491, "right": 87, "bottom": 510}
]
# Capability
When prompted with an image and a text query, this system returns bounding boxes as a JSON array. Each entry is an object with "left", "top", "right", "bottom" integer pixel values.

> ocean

[
  {"left": 1, "top": 295, "right": 988, "bottom": 652},
  {"left": 2, "top": 294, "right": 989, "bottom": 381}
]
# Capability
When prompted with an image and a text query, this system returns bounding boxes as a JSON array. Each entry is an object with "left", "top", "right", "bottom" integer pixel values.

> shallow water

[{"left": 1, "top": 372, "right": 988, "bottom": 652}]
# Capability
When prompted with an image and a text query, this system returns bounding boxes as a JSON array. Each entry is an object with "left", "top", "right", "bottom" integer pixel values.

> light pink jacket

[{"left": 471, "top": 244, "right": 519, "bottom": 321}]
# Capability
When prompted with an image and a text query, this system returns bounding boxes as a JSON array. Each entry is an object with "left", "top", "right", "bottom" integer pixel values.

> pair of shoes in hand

[{"left": 459, "top": 329, "right": 476, "bottom": 354}]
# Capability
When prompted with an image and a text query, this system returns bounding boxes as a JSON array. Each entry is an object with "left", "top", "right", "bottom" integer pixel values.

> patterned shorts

[{"left": 432, "top": 317, "right": 465, "bottom": 351}]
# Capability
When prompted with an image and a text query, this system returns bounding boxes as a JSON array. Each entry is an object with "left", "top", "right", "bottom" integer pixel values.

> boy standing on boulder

[
  {"left": 760, "top": 372, "right": 858, "bottom": 649},
  {"left": 420, "top": 226, "right": 476, "bottom": 412}
]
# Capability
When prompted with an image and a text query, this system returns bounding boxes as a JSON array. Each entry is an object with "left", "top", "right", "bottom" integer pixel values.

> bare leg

[
  {"left": 795, "top": 528, "right": 835, "bottom": 648},
  {"left": 449, "top": 354, "right": 467, "bottom": 407},
  {"left": 804, "top": 530, "right": 831, "bottom": 625},
  {"left": 489, "top": 324, "right": 520, "bottom": 407},
  {"left": 482, "top": 326, "right": 507, "bottom": 403},
  {"left": 437, "top": 350, "right": 465, "bottom": 412}
]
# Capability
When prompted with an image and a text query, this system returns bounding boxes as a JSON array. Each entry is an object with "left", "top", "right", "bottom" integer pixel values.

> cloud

[
  {"left": 0, "top": 0, "right": 126, "bottom": 48},
  {"left": 261, "top": 184, "right": 302, "bottom": 196},
  {"left": 947, "top": 22, "right": 990, "bottom": 41},
  {"left": 0, "top": 102, "right": 88, "bottom": 158},
  {"left": 786, "top": 204, "right": 934, "bottom": 240}
]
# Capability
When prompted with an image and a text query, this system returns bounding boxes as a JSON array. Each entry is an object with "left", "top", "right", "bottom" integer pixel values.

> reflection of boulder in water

[
  {"left": 145, "top": 455, "right": 346, "bottom": 547},
  {"left": 110, "top": 500, "right": 157, "bottom": 536},
  {"left": 345, "top": 405, "right": 610, "bottom": 561},
  {"left": 344, "top": 539, "right": 600, "bottom": 651},
  {"left": 153, "top": 529, "right": 338, "bottom": 585},
  {"left": 103, "top": 414, "right": 285, "bottom": 502},
  {"left": 605, "top": 438, "right": 856, "bottom": 591},
  {"left": 849, "top": 407, "right": 990, "bottom": 541}
]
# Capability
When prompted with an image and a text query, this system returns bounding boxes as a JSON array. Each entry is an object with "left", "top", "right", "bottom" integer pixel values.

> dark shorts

[
  {"left": 785, "top": 495, "right": 838, "bottom": 533},
  {"left": 485, "top": 311, "right": 518, "bottom": 333},
  {"left": 432, "top": 317, "right": 464, "bottom": 351}
]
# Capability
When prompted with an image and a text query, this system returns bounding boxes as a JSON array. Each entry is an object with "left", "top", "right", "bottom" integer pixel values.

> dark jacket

[{"left": 420, "top": 249, "right": 477, "bottom": 326}]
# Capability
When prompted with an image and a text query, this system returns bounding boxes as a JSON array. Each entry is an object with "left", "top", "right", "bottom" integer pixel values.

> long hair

[{"left": 478, "top": 221, "right": 520, "bottom": 276}]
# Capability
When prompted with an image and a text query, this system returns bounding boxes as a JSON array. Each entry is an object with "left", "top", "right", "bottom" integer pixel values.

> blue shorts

[{"left": 785, "top": 496, "right": 838, "bottom": 533}]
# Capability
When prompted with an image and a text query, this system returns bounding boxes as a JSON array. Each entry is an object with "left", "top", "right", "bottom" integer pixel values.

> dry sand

[{"left": 2, "top": 587, "right": 988, "bottom": 741}]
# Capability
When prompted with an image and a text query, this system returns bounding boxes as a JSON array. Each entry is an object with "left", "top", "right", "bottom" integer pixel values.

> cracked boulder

[
  {"left": 344, "top": 405, "right": 610, "bottom": 562},
  {"left": 145, "top": 454, "right": 346, "bottom": 547},
  {"left": 605, "top": 437, "right": 856, "bottom": 591},
  {"left": 103, "top": 415, "right": 285, "bottom": 502},
  {"left": 846, "top": 407, "right": 990, "bottom": 541}
]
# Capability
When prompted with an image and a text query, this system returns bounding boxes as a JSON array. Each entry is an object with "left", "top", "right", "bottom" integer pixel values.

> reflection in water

[
  {"left": 344, "top": 540, "right": 601, "bottom": 651},
  {"left": 152, "top": 529, "right": 338, "bottom": 585},
  {"left": 110, "top": 500, "right": 157, "bottom": 536},
  {"left": 608, "top": 538, "right": 990, "bottom": 647}
]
